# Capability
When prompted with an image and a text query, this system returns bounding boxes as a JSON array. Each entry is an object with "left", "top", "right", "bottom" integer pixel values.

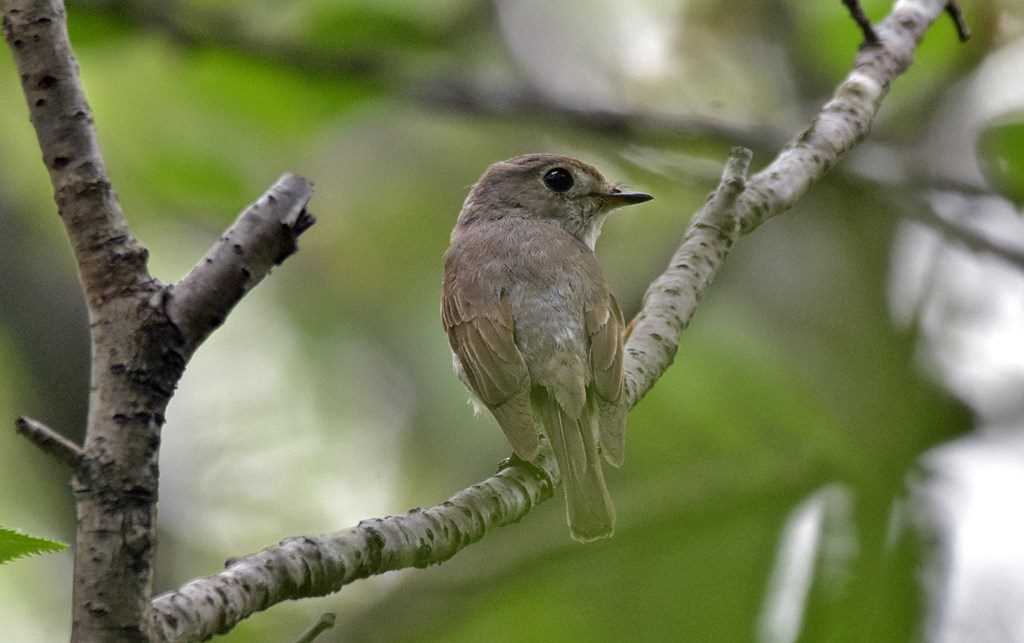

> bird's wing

[
  {"left": 442, "top": 281, "right": 539, "bottom": 460},
  {"left": 585, "top": 292, "right": 627, "bottom": 467}
]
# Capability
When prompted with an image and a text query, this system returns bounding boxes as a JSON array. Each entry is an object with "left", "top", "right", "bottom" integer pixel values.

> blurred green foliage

[
  {"left": 978, "top": 114, "right": 1024, "bottom": 205},
  {"left": 0, "top": 0, "right": 1016, "bottom": 641}
]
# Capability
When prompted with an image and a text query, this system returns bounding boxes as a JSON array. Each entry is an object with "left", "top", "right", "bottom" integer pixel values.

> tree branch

[
  {"left": 3, "top": 2, "right": 315, "bottom": 640},
  {"left": 291, "top": 613, "right": 336, "bottom": 643},
  {"left": 908, "top": 202, "right": 1024, "bottom": 272},
  {"left": 165, "top": 174, "right": 315, "bottom": 355},
  {"left": 14, "top": 415, "right": 84, "bottom": 468},
  {"left": 147, "top": 2, "right": 964, "bottom": 640},
  {"left": 71, "top": 0, "right": 788, "bottom": 156},
  {"left": 623, "top": 147, "right": 752, "bottom": 405},
  {"left": 3, "top": 0, "right": 150, "bottom": 308},
  {"left": 736, "top": 0, "right": 961, "bottom": 235},
  {"left": 842, "top": 0, "right": 880, "bottom": 44},
  {"left": 150, "top": 450, "right": 559, "bottom": 642}
]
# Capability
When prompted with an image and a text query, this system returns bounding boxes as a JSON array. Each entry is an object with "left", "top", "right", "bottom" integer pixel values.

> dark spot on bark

[
  {"left": 164, "top": 614, "right": 178, "bottom": 629},
  {"left": 33, "top": 97, "right": 45, "bottom": 107},
  {"left": 112, "top": 413, "right": 129, "bottom": 425},
  {"left": 12, "top": 39, "right": 22, "bottom": 48},
  {"left": 363, "top": 526, "right": 385, "bottom": 572},
  {"left": 37, "top": 74, "right": 57, "bottom": 89},
  {"left": 110, "top": 363, "right": 126, "bottom": 374},
  {"left": 52, "top": 156, "right": 70, "bottom": 169},
  {"left": 232, "top": 243, "right": 243, "bottom": 256},
  {"left": 240, "top": 267, "right": 251, "bottom": 281},
  {"left": 34, "top": 16, "right": 52, "bottom": 25},
  {"left": 413, "top": 540, "right": 433, "bottom": 568}
]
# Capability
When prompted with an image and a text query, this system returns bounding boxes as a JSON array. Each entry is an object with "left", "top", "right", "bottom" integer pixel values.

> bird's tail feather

[{"left": 539, "top": 393, "right": 615, "bottom": 542}]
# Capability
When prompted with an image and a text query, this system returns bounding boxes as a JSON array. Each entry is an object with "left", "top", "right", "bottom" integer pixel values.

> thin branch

[
  {"left": 150, "top": 450, "right": 559, "bottom": 642},
  {"left": 3, "top": 0, "right": 150, "bottom": 308},
  {"left": 71, "top": 0, "right": 787, "bottom": 156},
  {"left": 945, "top": 1, "right": 970, "bottom": 42},
  {"left": 14, "top": 416, "right": 84, "bottom": 468},
  {"left": 165, "top": 174, "right": 315, "bottom": 354},
  {"left": 291, "top": 613, "right": 336, "bottom": 643},
  {"left": 623, "top": 147, "right": 752, "bottom": 405},
  {"left": 909, "top": 205, "right": 1024, "bottom": 272},
  {"left": 842, "top": 0, "right": 880, "bottom": 44},
  {"left": 736, "top": 0, "right": 966, "bottom": 234},
  {"left": 147, "top": 1, "right": 963, "bottom": 640}
]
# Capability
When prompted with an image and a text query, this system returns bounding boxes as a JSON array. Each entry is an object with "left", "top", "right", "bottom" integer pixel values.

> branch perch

[
  {"left": 166, "top": 174, "right": 315, "bottom": 354},
  {"left": 148, "top": 2, "right": 966, "bottom": 641},
  {"left": 14, "top": 416, "right": 84, "bottom": 468}
]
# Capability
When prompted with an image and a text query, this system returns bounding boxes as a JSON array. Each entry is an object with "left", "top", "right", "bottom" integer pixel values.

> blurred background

[{"left": 1, "top": 0, "right": 1022, "bottom": 641}]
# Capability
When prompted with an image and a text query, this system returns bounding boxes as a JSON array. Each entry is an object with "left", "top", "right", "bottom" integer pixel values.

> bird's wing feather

[
  {"left": 585, "top": 293, "right": 627, "bottom": 467},
  {"left": 442, "top": 279, "right": 539, "bottom": 460}
]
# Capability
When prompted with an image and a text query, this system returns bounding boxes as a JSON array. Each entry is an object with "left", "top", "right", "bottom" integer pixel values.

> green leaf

[
  {"left": 977, "top": 113, "right": 1024, "bottom": 206},
  {"left": 0, "top": 527, "right": 68, "bottom": 565}
]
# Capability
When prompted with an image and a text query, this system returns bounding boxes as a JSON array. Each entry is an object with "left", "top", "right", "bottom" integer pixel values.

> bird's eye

[{"left": 542, "top": 168, "right": 574, "bottom": 193}]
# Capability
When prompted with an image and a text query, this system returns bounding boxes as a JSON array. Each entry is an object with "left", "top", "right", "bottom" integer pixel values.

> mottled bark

[
  {"left": 150, "top": 451, "right": 559, "bottom": 642},
  {"left": 3, "top": 2, "right": 314, "bottom": 641}
]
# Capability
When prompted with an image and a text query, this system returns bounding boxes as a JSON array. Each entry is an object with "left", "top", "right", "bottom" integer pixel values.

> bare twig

[
  {"left": 736, "top": 0, "right": 961, "bottom": 234},
  {"left": 166, "top": 174, "right": 315, "bottom": 355},
  {"left": 842, "top": 0, "right": 880, "bottom": 44},
  {"left": 14, "top": 416, "right": 84, "bottom": 468},
  {"left": 945, "top": 1, "right": 970, "bottom": 42},
  {"left": 291, "top": 613, "right": 336, "bottom": 643}
]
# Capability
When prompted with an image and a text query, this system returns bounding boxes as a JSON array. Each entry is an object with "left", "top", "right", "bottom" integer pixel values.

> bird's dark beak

[{"left": 604, "top": 188, "right": 653, "bottom": 209}]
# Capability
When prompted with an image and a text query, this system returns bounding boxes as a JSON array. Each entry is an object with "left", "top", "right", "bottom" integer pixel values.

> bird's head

[{"left": 457, "top": 154, "right": 653, "bottom": 249}]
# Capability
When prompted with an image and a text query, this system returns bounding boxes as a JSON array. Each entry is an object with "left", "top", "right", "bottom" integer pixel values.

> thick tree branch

[
  {"left": 166, "top": 174, "right": 315, "bottom": 355},
  {"left": 71, "top": 0, "right": 787, "bottom": 156},
  {"left": 4, "top": 2, "right": 315, "bottom": 641},
  {"left": 14, "top": 415, "right": 84, "bottom": 468},
  {"left": 3, "top": 0, "right": 150, "bottom": 308},
  {"left": 147, "top": 2, "right": 963, "bottom": 640}
]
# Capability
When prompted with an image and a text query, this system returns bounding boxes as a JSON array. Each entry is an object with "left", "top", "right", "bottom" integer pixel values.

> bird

[{"left": 441, "top": 153, "right": 652, "bottom": 542}]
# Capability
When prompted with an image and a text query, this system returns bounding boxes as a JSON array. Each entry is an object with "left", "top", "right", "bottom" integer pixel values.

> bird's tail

[{"left": 538, "top": 392, "right": 615, "bottom": 542}]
